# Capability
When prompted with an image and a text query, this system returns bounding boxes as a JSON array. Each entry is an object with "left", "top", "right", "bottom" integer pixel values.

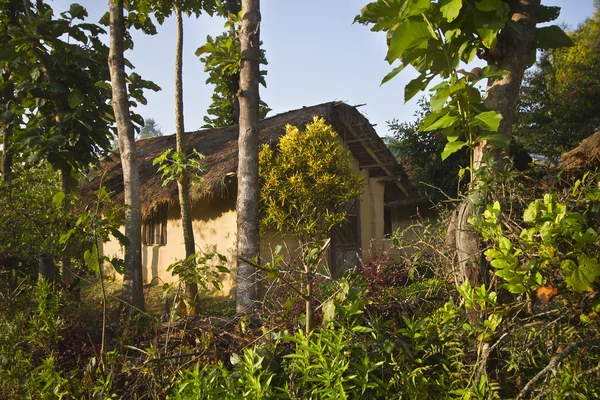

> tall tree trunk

[
  {"left": 38, "top": 255, "right": 55, "bottom": 282},
  {"left": 108, "top": 0, "right": 145, "bottom": 312},
  {"left": 1, "top": 69, "right": 13, "bottom": 184},
  {"left": 60, "top": 165, "right": 73, "bottom": 287},
  {"left": 22, "top": 2, "right": 67, "bottom": 283},
  {"left": 236, "top": 0, "right": 261, "bottom": 314},
  {"left": 305, "top": 263, "right": 314, "bottom": 334},
  {"left": 0, "top": 1, "right": 15, "bottom": 184},
  {"left": 474, "top": 0, "right": 541, "bottom": 168},
  {"left": 454, "top": 0, "right": 540, "bottom": 287},
  {"left": 174, "top": 4, "right": 198, "bottom": 316}
]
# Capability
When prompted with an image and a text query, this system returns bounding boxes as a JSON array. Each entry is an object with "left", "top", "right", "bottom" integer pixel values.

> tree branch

[{"left": 518, "top": 338, "right": 600, "bottom": 399}]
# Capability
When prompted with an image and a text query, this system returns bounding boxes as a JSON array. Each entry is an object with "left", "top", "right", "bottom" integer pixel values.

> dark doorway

[{"left": 330, "top": 199, "right": 361, "bottom": 278}]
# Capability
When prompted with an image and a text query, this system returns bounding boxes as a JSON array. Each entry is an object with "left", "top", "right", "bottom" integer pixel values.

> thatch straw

[
  {"left": 79, "top": 101, "right": 411, "bottom": 219},
  {"left": 560, "top": 130, "right": 600, "bottom": 172}
]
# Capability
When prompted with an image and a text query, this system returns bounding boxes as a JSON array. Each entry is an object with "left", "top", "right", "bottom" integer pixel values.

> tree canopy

[
  {"left": 515, "top": 6, "right": 600, "bottom": 160},
  {"left": 259, "top": 117, "right": 363, "bottom": 242}
]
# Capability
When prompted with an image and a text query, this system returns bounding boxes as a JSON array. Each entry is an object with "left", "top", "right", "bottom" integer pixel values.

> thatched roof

[
  {"left": 560, "top": 130, "right": 600, "bottom": 172},
  {"left": 80, "top": 101, "right": 412, "bottom": 219}
]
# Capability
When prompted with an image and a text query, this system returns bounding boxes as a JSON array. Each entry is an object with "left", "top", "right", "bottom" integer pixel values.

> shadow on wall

[{"left": 151, "top": 246, "right": 160, "bottom": 283}]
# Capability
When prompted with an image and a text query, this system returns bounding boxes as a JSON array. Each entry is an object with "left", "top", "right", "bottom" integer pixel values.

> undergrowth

[{"left": 1, "top": 169, "right": 599, "bottom": 399}]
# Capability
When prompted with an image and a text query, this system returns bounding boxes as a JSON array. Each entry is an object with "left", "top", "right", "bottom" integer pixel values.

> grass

[{"left": 80, "top": 277, "right": 236, "bottom": 318}]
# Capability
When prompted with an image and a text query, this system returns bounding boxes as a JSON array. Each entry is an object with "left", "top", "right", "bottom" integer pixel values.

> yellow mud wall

[
  {"left": 99, "top": 198, "right": 238, "bottom": 298},
  {"left": 187, "top": 199, "right": 237, "bottom": 297},
  {"left": 99, "top": 146, "right": 389, "bottom": 297},
  {"left": 385, "top": 204, "right": 438, "bottom": 263},
  {"left": 345, "top": 152, "right": 386, "bottom": 261}
]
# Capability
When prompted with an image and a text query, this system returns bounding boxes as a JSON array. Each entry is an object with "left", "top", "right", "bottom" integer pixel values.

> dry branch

[{"left": 517, "top": 338, "right": 600, "bottom": 399}]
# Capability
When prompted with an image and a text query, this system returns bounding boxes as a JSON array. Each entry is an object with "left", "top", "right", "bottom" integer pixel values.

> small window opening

[{"left": 143, "top": 205, "right": 168, "bottom": 245}]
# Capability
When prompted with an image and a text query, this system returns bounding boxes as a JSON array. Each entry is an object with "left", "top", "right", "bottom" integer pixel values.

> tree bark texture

[
  {"left": 174, "top": 5, "right": 198, "bottom": 315},
  {"left": 1, "top": 68, "right": 13, "bottom": 184},
  {"left": 38, "top": 255, "right": 54, "bottom": 282},
  {"left": 305, "top": 264, "right": 314, "bottom": 334},
  {"left": 475, "top": 0, "right": 541, "bottom": 168},
  {"left": 108, "top": 0, "right": 145, "bottom": 312},
  {"left": 455, "top": 0, "right": 540, "bottom": 289},
  {"left": 455, "top": 199, "right": 485, "bottom": 286},
  {"left": 61, "top": 165, "right": 73, "bottom": 287},
  {"left": 236, "top": 0, "right": 261, "bottom": 314}
]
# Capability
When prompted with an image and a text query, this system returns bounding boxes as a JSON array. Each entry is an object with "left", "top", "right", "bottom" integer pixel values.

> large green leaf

[
  {"left": 195, "top": 42, "right": 216, "bottom": 56},
  {"left": 404, "top": 73, "right": 434, "bottom": 102},
  {"left": 430, "top": 83, "right": 451, "bottom": 112},
  {"left": 535, "top": 25, "right": 574, "bottom": 49},
  {"left": 441, "top": 140, "right": 467, "bottom": 160},
  {"left": 440, "top": 0, "right": 462, "bottom": 22},
  {"left": 476, "top": 0, "right": 508, "bottom": 17},
  {"left": 355, "top": 0, "right": 404, "bottom": 31},
  {"left": 480, "top": 65, "right": 509, "bottom": 79},
  {"left": 381, "top": 64, "right": 406, "bottom": 85},
  {"left": 403, "top": 0, "right": 432, "bottom": 18},
  {"left": 472, "top": 111, "right": 503, "bottom": 131},
  {"left": 537, "top": 5, "right": 561, "bottom": 23},
  {"left": 523, "top": 201, "right": 539, "bottom": 223},
  {"left": 477, "top": 26, "right": 498, "bottom": 49},
  {"left": 422, "top": 113, "right": 459, "bottom": 131},
  {"left": 84, "top": 244, "right": 100, "bottom": 273},
  {"left": 386, "top": 19, "right": 433, "bottom": 63},
  {"left": 67, "top": 89, "right": 85, "bottom": 109},
  {"left": 563, "top": 256, "right": 600, "bottom": 292},
  {"left": 477, "top": 133, "right": 510, "bottom": 148}
]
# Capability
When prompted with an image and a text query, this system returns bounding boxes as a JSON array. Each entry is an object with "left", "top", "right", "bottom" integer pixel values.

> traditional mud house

[{"left": 81, "top": 102, "right": 413, "bottom": 297}]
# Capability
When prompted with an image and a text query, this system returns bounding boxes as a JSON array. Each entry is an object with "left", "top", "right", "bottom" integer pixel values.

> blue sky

[{"left": 52, "top": 0, "right": 596, "bottom": 137}]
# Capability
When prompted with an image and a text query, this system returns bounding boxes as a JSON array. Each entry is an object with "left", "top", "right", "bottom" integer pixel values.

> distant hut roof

[
  {"left": 80, "top": 101, "right": 413, "bottom": 219},
  {"left": 560, "top": 130, "right": 600, "bottom": 172}
]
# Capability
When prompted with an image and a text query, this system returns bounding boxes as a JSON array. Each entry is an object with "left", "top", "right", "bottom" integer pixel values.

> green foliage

[
  {"left": 173, "top": 346, "right": 276, "bottom": 399},
  {"left": 471, "top": 172, "right": 600, "bottom": 295},
  {"left": 196, "top": 12, "right": 270, "bottom": 128},
  {"left": 356, "top": 0, "right": 510, "bottom": 174},
  {"left": 25, "top": 355, "right": 72, "bottom": 399},
  {"left": 138, "top": 117, "right": 164, "bottom": 139},
  {"left": 0, "top": 279, "right": 70, "bottom": 399},
  {"left": 4, "top": 2, "right": 112, "bottom": 171},
  {"left": 153, "top": 148, "right": 206, "bottom": 186},
  {"left": 0, "top": 164, "right": 81, "bottom": 270},
  {"left": 1, "top": 1, "right": 160, "bottom": 176},
  {"left": 61, "top": 184, "right": 129, "bottom": 274},
  {"left": 167, "top": 251, "right": 230, "bottom": 293},
  {"left": 28, "top": 279, "right": 65, "bottom": 350},
  {"left": 515, "top": 8, "right": 600, "bottom": 161},
  {"left": 134, "top": 0, "right": 220, "bottom": 23},
  {"left": 386, "top": 97, "right": 469, "bottom": 200},
  {"left": 259, "top": 116, "right": 364, "bottom": 241},
  {"left": 356, "top": 0, "right": 572, "bottom": 177}
]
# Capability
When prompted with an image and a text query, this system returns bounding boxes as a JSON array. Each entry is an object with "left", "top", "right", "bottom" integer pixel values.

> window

[
  {"left": 143, "top": 205, "right": 167, "bottom": 245},
  {"left": 384, "top": 207, "right": 392, "bottom": 237},
  {"left": 330, "top": 200, "right": 360, "bottom": 277}
]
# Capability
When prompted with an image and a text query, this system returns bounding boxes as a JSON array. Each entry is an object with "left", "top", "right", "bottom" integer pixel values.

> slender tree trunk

[
  {"left": 60, "top": 165, "right": 73, "bottom": 287},
  {"left": 235, "top": 0, "right": 261, "bottom": 314},
  {"left": 174, "top": 4, "right": 198, "bottom": 316},
  {"left": 454, "top": 0, "right": 540, "bottom": 288},
  {"left": 1, "top": 124, "right": 12, "bottom": 183},
  {"left": 38, "top": 255, "right": 54, "bottom": 282},
  {"left": 108, "top": 0, "right": 145, "bottom": 312},
  {"left": 305, "top": 264, "right": 314, "bottom": 334},
  {"left": 1, "top": 67, "right": 13, "bottom": 184},
  {"left": 0, "top": 3, "right": 15, "bottom": 184}
]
